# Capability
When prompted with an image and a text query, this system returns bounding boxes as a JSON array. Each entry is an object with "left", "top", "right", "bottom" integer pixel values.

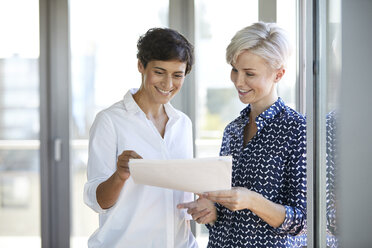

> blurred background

[{"left": 0, "top": 0, "right": 371, "bottom": 247}]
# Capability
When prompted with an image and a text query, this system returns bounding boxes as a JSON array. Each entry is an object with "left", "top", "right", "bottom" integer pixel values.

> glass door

[{"left": 0, "top": 0, "right": 41, "bottom": 247}]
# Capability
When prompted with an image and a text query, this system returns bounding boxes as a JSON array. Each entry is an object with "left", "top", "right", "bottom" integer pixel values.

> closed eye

[{"left": 173, "top": 74, "right": 184, "bottom": 79}]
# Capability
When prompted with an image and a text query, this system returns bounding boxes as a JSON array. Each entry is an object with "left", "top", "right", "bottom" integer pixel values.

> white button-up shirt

[{"left": 84, "top": 89, "right": 197, "bottom": 248}]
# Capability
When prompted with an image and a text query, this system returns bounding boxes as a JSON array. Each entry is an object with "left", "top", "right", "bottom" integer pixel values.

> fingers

[
  {"left": 118, "top": 150, "right": 143, "bottom": 160},
  {"left": 196, "top": 212, "right": 215, "bottom": 224},
  {"left": 177, "top": 198, "right": 218, "bottom": 224},
  {"left": 196, "top": 193, "right": 207, "bottom": 199},
  {"left": 204, "top": 190, "right": 234, "bottom": 198},
  {"left": 181, "top": 205, "right": 211, "bottom": 223},
  {"left": 192, "top": 208, "right": 210, "bottom": 221},
  {"left": 203, "top": 189, "right": 240, "bottom": 204},
  {"left": 116, "top": 150, "right": 142, "bottom": 181},
  {"left": 177, "top": 201, "right": 196, "bottom": 209},
  {"left": 205, "top": 196, "right": 232, "bottom": 204},
  {"left": 117, "top": 150, "right": 142, "bottom": 170}
]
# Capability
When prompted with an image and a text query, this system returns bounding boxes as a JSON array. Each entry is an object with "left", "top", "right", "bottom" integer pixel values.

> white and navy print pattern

[{"left": 207, "top": 98, "right": 307, "bottom": 248}]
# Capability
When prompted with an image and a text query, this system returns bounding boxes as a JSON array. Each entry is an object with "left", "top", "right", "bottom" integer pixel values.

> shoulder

[
  {"left": 224, "top": 114, "right": 244, "bottom": 134},
  {"left": 175, "top": 111, "right": 193, "bottom": 137},
  {"left": 92, "top": 100, "right": 126, "bottom": 127},
  {"left": 277, "top": 105, "right": 306, "bottom": 130},
  {"left": 220, "top": 115, "right": 244, "bottom": 148},
  {"left": 168, "top": 106, "right": 193, "bottom": 129},
  {"left": 176, "top": 109, "right": 192, "bottom": 124}
]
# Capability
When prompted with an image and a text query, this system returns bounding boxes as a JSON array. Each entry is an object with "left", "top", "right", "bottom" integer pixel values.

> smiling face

[
  {"left": 138, "top": 59, "right": 187, "bottom": 105},
  {"left": 230, "top": 50, "right": 284, "bottom": 107}
]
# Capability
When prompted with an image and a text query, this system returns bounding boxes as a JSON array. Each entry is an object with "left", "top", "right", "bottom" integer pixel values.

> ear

[
  {"left": 274, "top": 67, "right": 285, "bottom": 83},
  {"left": 137, "top": 60, "right": 145, "bottom": 73}
]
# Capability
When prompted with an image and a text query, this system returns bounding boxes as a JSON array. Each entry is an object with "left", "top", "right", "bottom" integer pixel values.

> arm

[
  {"left": 97, "top": 150, "right": 142, "bottom": 209},
  {"left": 275, "top": 124, "right": 307, "bottom": 235},
  {"left": 205, "top": 121, "right": 307, "bottom": 233},
  {"left": 84, "top": 112, "right": 142, "bottom": 212},
  {"left": 204, "top": 187, "right": 285, "bottom": 228}
]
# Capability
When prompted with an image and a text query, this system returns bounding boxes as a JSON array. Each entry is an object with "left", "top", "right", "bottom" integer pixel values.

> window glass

[
  {"left": 195, "top": 0, "right": 258, "bottom": 158},
  {"left": 0, "top": 0, "right": 41, "bottom": 247},
  {"left": 277, "top": 0, "right": 297, "bottom": 110}
]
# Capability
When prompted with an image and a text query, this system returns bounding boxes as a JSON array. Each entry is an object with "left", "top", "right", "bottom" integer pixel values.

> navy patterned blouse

[{"left": 207, "top": 98, "right": 307, "bottom": 248}]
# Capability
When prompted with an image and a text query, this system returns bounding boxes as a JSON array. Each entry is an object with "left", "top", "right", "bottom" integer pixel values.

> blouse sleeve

[
  {"left": 83, "top": 111, "right": 118, "bottom": 213},
  {"left": 273, "top": 121, "right": 307, "bottom": 235}
]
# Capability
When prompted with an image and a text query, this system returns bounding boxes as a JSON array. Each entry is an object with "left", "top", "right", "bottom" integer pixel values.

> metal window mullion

[
  {"left": 314, "top": 0, "right": 328, "bottom": 246},
  {"left": 307, "top": 0, "right": 328, "bottom": 247},
  {"left": 297, "top": 0, "right": 306, "bottom": 114},
  {"left": 305, "top": 0, "right": 315, "bottom": 246},
  {"left": 39, "top": 0, "right": 71, "bottom": 247},
  {"left": 39, "top": 0, "right": 51, "bottom": 246}
]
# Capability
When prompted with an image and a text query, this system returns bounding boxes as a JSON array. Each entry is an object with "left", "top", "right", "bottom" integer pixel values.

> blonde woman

[{"left": 179, "top": 22, "right": 307, "bottom": 247}]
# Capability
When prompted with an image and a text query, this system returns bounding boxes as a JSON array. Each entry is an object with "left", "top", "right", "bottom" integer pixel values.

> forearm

[
  {"left": 249, "top": 192, "right": 286, "bottom": 228},
  {"left": 96, "top": 171, "right": 126, "bottom": 209}
]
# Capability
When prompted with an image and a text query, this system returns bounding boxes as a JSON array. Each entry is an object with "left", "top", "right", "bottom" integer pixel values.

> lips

[
  {"left": 238, "top": 88, "right": 252, "bottom": 96},
  {"left": 155, "top": 86, "right": 173, "bottom": 96}
]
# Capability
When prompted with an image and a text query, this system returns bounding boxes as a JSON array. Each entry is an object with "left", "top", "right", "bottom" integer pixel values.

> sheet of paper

[{"left": 128, "top": 156, "right": 232, "bottom": 193}]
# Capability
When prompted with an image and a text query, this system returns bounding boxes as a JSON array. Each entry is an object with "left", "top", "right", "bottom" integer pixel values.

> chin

[
  {"left": 157, "top": 95, "right": 174, "bottom": 104},
  {"left": 239, "top": 96, "right": 251, "bottom": 105}
]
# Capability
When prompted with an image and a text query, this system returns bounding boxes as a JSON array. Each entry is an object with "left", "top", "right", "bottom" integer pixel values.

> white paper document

[{"left": 129, "top": 156, "right": 232, "bottom": 193}]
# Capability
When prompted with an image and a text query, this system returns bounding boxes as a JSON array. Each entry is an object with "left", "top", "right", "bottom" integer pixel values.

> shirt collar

[
  {"left": 258, "top": 97, "right": 285, "bottom": 120},
  {"left": 164, "top": 102, "right": 180, "bottom": 120},
  {"left": 123, "top": 88, "right": 180, "bottom": 120},
  {"left": 239, "top": 97, "right": 285, "bottom": 134},
  {"left": 240, "top": 97, "right": 285, "bottom": 120},
  {"left": 123, "top": 88, "right": 142, "bottom": 114}
]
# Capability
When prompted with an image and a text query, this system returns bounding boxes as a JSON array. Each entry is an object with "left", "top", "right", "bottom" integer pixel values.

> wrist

[
  {"left": 246, "top": 190, "right": 260, "bottom": 211},
  {"left": 114, "top": 170, "right": 128, "bottom": 184}
]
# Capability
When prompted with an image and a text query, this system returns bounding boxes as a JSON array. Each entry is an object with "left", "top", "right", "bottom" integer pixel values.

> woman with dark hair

[{"left": 84, "top": 28, "right": 197, "bottom": 248}]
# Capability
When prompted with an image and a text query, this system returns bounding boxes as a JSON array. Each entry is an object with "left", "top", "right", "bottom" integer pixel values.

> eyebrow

[
  {"left": 153, "top": 66, "right": 185, "bottom": 74},
  {"left": 231, "top": 64, "right": 256, "bottom": 71},
  {"left": 153, "top": 66, "right": 166, "bottom": 71}
]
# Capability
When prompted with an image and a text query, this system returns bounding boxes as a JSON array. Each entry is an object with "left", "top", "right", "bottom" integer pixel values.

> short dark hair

[{"left": 137, "top": 28, "right": 194, "bottom": 75}]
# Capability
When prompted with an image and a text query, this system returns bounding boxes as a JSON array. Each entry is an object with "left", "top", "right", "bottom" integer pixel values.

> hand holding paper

[{"left": 128, "top": 156, "right": 232, "bottom": 193}]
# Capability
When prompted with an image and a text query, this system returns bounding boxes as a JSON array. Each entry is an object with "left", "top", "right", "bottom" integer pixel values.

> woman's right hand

[{"left": 116, "top": 150, "right": 142, "bottom": 181}]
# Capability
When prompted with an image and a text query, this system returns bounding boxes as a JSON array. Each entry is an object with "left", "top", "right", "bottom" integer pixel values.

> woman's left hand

[
  {"left": 177, "top": 196, "right": 217, "bottom": 224},
  {"left": 203, "top": 187, "right": 256, "bottom": 212}
]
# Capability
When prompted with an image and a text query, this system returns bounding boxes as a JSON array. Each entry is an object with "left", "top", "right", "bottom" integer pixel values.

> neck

[
  {"left": 133, "top": 88, "right": 165, "bottom": 119},
  {"left": 249, "top": 92, "right": 278, "bottom": 120}
]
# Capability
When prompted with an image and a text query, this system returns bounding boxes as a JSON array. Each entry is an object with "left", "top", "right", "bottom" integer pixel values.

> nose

[
  {"left": 161, "top": 74, "right": 173, "bottom": 89},
  {"left": 232, "top": 71, "right": 244, "bottom": 87}
]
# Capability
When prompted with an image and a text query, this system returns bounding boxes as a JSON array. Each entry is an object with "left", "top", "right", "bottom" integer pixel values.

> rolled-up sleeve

[
  {"left": 83, "top": 111, "right": 117, "bottom": 213},
  {"left": 84, "top": 178, "right": 109, "bottom": 213}
]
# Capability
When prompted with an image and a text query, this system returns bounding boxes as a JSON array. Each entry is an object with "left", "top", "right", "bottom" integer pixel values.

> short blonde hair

[{"left": 226, "top": 22, "right": 292, "bottom": 69}]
